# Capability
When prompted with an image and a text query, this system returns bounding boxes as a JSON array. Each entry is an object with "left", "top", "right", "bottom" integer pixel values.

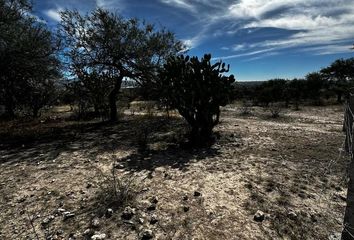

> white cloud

[
  {"left": 43, "top": 8, "right": 62, "bottom": 22},
  {"left": 96, "top": 0, "right": 124, "bottom": 10}
]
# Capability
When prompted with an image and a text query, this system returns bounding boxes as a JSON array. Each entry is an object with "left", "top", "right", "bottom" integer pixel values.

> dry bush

[
  {"left": 239, "top": 100, "right": 253, "bottom": 115},
  {"left": 268, "top": 102, "right": 284, "bottom": 118},
  {"left": 96, "top": 167, "right": 140, "bottom": 215}
]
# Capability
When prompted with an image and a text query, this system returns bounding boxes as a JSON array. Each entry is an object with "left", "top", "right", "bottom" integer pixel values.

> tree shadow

[
  {"left": 0, "top": 115, "right": 217, "bottom": 169},
  {"left": 117, "top": 145, "right": 219, "bottom": 172}
]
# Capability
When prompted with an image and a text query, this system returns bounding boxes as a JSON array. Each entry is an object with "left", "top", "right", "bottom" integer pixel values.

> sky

[{"left": 33, "top": 0, "right": 354, "bottom": 81}]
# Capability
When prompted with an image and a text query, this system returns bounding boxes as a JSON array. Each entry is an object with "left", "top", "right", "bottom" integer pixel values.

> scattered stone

[
  {"left": 83, "top": 229, "right": 92, "bottom": 236},
  {"left": 182, "top": 195, "right": 188, "bottom": 201},
  {"left": 56, "top": 208, "right": 66, "bottom": 214},
  {"left": 106, "top": 208, "right": 114, "bottom": 218},
  {"left": 86, "top": 183, "right": 93, "bottom": 189},
  {"left": 42, "top": 215, "right": 55, "bottom": 226},
  {"left": 150, "top": 214, "right": 158, "bottom": 225},
  {"left": 329, "top": 232, "right": 341, "bottom": 240},
  {"left": 287, "top": 211, "right": 297, "bottom": 220},
  {"left": 114, "top": 163, "right": 125, "bottom": 169},
  {"left": 150, "top": 196, "right": 158, "bottom": 204},
  {"left": 142, "top": 187, "right": 149, "bottom": 192},
  {"left": 63, "top": 212, "right": 75, "bottom": 221},
  {"left": 122, "top": 206, "right": 136, "bottom": 220},
  {"left": 194, "top": 191, "right": 202, "bottom": 197},
  {"left": 253, "top": 210, "right": 265, "bottom": 222},
  {"left": 147, "top": 203, "right": 156, "bottom": 211},
  {"left": 91, "top": 218, "right": 100, "bottom": 228},
  {"left": 91, "top": 232, "right": 106, "bottom": 240},
  {"left": 123, "top": 220, "right": 135, "bottom": 225},
  {"left": 183, "top": 206, "right": 190, "bottom": 212},
  {"left": 138, "top": 218, "right": 144, "bottom": 224},
  {"left": 140, "top": 229, "right": 154, "bottom": 240}
]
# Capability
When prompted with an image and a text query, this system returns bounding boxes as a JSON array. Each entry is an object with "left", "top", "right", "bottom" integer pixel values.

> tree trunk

[{"left": 108, "top": 75, "right": 123, "bottom": 122}]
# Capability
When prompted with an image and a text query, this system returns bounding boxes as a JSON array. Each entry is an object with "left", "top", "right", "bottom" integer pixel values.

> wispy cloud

[{"left": 43, "top": 8, "right": 63, "bottom": 22}]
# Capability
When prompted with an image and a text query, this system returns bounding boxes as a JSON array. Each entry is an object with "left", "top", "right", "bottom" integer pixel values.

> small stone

[
  {"left": 91, "top": 218, "right": 100, "bottom": 228},
  {"left": 150, "top": 214, "right": 158, "bottom": 225},
  {"left": 63, "top": 212, "right": 75, "bottom": 221},
  {"left": 106, "top": 208, "right": 113, "bottom": 218},
  {"left": 147, "top": 203, "right": 156, "bottom": 211},
  {"left": 138, "top": 218, "right": 144, "bottom": 224},
  {"left": 122, "top": 206, "right": 135, "bottom": 220},
  {"left": 183, "top": 206, "right": 189, "bottom": 212},
  {"left": 123, "top": 220, "right": 135, "bottom": 225},
  {"left": 140, "top": 229, "right": 154, "bottom": 240},
  {"left": 91, "top": 232, "right": 106, "bottom": 240},
  {"left": 56, "top": 208, "right": 66, "bottom": 214},
  {"left": 287, "top": 211, "right": 297, "bottom": 220},
  {"left": 86, "top": 183, "right": 93, "bottom": 189},
  {"left": 253, "top": 210, "right": 265, "bottom": 222},
  {"left": 194, "top": 191, "right": 201, "bottom": 197},
  {"left": 42, "top": 215, "right": 55, "bottom": 226},
  {"left": 83, "top": 229, "right": 92, "bottom": 236},
  {"left": 150, "top": 196, "right": 158, "bottom": 204},
  {"left": 182, "top": 195, "right": 188, "bottom": 201}
]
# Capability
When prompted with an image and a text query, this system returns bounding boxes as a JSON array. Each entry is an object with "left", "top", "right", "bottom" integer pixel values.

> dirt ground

[{"left": 0, "top": 104, "right": 349, "bottom": 240}]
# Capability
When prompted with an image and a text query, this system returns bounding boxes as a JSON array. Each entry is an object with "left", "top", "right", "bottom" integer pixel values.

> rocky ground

[{"left": 0, "top": 104, "right": 348, "bottom": 239}]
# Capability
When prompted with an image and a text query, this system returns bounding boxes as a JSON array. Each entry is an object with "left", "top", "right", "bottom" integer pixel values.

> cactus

[{"left": 159, "top": 53, "right": 235, "bottom": 146}]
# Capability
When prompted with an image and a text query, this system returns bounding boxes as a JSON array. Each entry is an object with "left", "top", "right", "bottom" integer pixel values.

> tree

[
  {"left": 287, "top": 79, "right": 306, "bottom": 110},
  {"left": 159, "top": 54, "right": 235, "bottom": 146},
  {"left": 321, "top": 58, "right": 354, "bottom": 103},
  {"left": 305, "top": 72, "right": 326, "bottom": 105},
  {"left": 59, "top": 9, "right": 182, "bottom": 121},
  {"left": 0, "top": 0, "right": 60, "bottom": 118}
]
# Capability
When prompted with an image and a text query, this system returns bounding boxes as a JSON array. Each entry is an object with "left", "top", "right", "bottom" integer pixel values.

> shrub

[
  {"left": 159, "top": 54, "right": 235, "bottom": 146},
  {"left": 268, "top": 102, "right": 283, "bottom": 118}
]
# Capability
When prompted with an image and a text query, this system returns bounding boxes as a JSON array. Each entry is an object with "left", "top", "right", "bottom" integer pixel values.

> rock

[
  {"left": 182, "top": 195, "right": 188, "bottom": 201},
  {"left": 287, "top": 211, "right": 297, "bottom": 220},
  {"left": 150, "top": 214, "right": 158, "bottom": 225},
  {"left": 86, "top": 183, "right": 93, "bottom": 189},
  {"left": 122, "top": 206, "right": 135, "bottom": 220},
  {"left": 42, "top": 215, "right": 55, "bottom": 226},
  {"left": 147, "top": 203, "right": 156, "bottom": 211},
  {"left": 329, "top": 232, "right": 341, "bottom": 240},
  {"left": 106, "top": 208, "right": 113, "bottom": 218},
  {"left": 91, "top": 232, "right": 106, "bottom": 240},
  {"left": 194, "top": 191, "right": 201, "bottom": 197},
  {"left": 123, "top": 220, "right": 135, "bottom": 225},
  {"left": 138, "top": 218, "right": 144, "bottom": 224},
  {"left": 56, "top": 208, "right": 66, "bottom": 214},
  {"left": 253, "top": 210, "right": 265, "bottom": 222},
  {"left": 91, "top": 218, "right": 100, "bottom": 228},
  {"left": 83, "top": 229, "right": 93, "bottom": 236},
  {"left": 140, "top": 229, "right": 154, "bottom": 240},
  {"left": 150, "top": 196, "right": 158, "bottom": 204},
  {"left": 183, "top": 206, "right": 190, "bottom": 212},
  {"left": 63, "top": 212, "right": 75, "bottom": 221}
]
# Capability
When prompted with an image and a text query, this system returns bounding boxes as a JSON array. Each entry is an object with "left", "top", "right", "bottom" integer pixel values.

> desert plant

[
  {"left": 159, "top": 54, "right": 235, "bottom": 146},
  {"left": 239, "top": 100, "right": 253, "bottom": 115},
  {"left": 268, "top": 102, "right": 283, "bottom": 118},
  {"left": 97, "top": 167, "right": 140, "bottom": 213}
]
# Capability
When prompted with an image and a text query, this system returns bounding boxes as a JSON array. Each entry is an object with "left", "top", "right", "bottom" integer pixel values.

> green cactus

[{"left": 159, "top": 53, "right": 235, "bottom": 146}]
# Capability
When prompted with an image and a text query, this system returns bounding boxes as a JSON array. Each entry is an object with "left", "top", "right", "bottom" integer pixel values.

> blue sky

[{"left": 33, "top": 0, "right": 354, "bottom": 81}]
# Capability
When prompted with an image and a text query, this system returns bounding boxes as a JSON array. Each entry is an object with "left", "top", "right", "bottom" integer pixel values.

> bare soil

[{"left": 0, "top": 104, "right": 348, "bottom": 240}]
